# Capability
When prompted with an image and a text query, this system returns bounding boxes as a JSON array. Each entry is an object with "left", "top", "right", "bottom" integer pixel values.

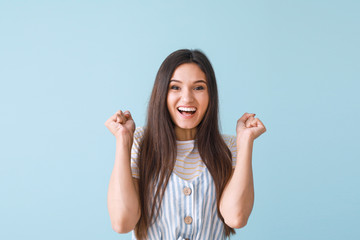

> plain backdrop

[{"left": 1, "top": 0, "right": 359, "bottom": 239}]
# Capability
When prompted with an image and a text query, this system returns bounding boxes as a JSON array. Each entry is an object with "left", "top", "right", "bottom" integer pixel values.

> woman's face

[{"left": 167, "top": 63, "right": 209, "bottom": 139}]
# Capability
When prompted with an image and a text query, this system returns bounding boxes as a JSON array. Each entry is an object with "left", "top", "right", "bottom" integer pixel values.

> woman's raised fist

[{"left": 104, "top": 110, "right": 136, "bottom": 141}]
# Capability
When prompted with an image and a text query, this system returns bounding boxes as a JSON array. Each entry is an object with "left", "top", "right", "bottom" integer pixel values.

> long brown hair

[{"left": 135, "top": 49, "right": 235, "bottom": 239}]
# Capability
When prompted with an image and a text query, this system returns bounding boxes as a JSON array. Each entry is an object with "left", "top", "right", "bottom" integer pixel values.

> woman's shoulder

[
  {"left": 221, "top": 133, "right": 236, "bottom": 148},
  {"left": 134, "top": 126, "right": 146, "bottom": 140},
  {"left": 132, "top": 127, "right": 146, "bottom": 153},
  {"left": 134, "top": 126, "right": 145, "bottom": 135}
]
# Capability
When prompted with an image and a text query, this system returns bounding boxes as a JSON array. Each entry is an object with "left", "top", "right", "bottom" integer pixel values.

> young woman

[{"left": 105, "top": 49, "right": 266, "bottom": 239}]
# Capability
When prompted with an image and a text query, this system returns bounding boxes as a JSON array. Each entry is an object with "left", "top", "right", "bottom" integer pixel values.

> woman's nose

[{"left": 182, "top": 88, "right": 194, "bottom": 102}]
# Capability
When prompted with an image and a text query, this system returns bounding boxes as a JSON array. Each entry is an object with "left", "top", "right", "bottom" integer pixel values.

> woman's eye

[
  {"left": 194, "top": 86, "right": 205, "bottom": 90},
  {"left": 170, "top": 85, "right": 180, "bottom": 90}
]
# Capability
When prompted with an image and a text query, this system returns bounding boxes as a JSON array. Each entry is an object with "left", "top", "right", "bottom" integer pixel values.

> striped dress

[{"left": 131, "top": 127, "right": 237, "bottom": 240}]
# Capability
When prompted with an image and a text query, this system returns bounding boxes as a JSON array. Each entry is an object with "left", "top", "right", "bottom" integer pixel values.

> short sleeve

[
  {"left": 131, "top": 127, "right": 145, "bottom": 179},
  {"left": 222, "top": 134, "right": 237, "bottom": 168}
]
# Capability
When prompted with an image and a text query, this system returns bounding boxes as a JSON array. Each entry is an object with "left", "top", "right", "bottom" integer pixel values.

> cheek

[
  {"left": 167, "top": 94, "right": 176, "bottom": 112},
  {"left": 201, "top": 94, "right": 209, "bottom": 111}
]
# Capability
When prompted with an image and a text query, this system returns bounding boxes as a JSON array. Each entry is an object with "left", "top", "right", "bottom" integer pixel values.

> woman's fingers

[
  {"left": 246, "top": 117, "right": 266, "bottom": 132},
  {"left": 245, "top": 115, "right": 257, "bottom": 128},
  {"left": 239, "top": 112, "right": 256, "bottom": 123},
  {"left": 247, "top": 117, "right": 264, "bottom": 128},
  {"left": 242, "top": 113, "right": 265, "bottom": 129},
  {"left": 115, "top": 111, "right": 121, "bottom": 123},
  {"left": 255, "top": 118, "right": 266, "bottom": 132},
  {"left": 237, "top": 113, "right": 256, "bottom": 130},
  {"left": 123, "top": 110, "right": 133, "bottom": 121},
  {"left": 117, "top": 110, "right": 127, "bottom": 124},
  {"left": 104, "top": 110, "right": 133, "bottom": 129}
]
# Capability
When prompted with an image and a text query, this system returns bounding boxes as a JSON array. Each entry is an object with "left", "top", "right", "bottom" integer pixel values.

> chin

[{"left": 176, "top": 123, "right": 198, "bottom": 130}]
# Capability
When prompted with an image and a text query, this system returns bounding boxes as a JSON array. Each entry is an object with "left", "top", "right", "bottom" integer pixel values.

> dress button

[
  {"left": 183, "top": 187, "right": 192, "bottom": 196},
  {"left": 184, "top": 216, "right": 193, "bottom": 224}
]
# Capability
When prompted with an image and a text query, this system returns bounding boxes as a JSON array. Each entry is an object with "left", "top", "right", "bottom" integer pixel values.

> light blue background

[{"left": 1, "top": 0, "right": 359, "bottom": 239}]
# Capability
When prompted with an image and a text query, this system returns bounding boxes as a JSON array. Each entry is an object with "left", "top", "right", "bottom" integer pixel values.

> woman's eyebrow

[
  {"left": 170, "top": 79, "right": 182, "bottom": 83},
  {"left": 194, "top": 80, "right": 207, "bottom": 84},
  {"left": 170, "top": 79, "right": 207, "bottom": 84}
]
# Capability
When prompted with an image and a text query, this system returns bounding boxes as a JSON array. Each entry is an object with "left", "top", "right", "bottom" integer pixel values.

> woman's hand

[
  {"left": 236, "top": 112, "right": 266, "bottom": 141},
  {"left": 104, "top": 110, "right": 136, "bottom": 141}
]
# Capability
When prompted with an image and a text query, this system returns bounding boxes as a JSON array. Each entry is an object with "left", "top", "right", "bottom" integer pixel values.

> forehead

[{"left": 171, "top": 63, "right": 206, "bottom": 82}]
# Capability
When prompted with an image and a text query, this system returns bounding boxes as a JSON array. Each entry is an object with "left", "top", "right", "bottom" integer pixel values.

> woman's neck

[{"left": 174, "top": 126, "right": 197, "bottom": 141}]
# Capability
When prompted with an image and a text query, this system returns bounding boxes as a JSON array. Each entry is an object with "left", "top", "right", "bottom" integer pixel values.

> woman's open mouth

[{"left": 177, "top": 107, "right": 197, "bottom": 117}]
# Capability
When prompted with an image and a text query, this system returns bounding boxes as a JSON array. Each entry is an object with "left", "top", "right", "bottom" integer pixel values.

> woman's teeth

[
  {"left": 177, "top": 107, "right": 197, "bottom": 115},
  {"left": 178, "top": 107, "right": 196, "bottom": 112}
]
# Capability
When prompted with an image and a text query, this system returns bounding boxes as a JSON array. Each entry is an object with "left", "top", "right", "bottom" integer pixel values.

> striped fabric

[
  {"left": 130, "top": 127, "right": 237, "bottom": 240},
  {"left": 131, "top": 127, "right": 237, "bottom": 180}
]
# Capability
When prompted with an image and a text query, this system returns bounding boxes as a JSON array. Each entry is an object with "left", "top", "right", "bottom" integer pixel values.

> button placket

[
  {"left": 182, "top": 182, "right": 194, "bottom": 239},
  {"left": 182, "top": 184, "right": 193, "bottom": 219}
]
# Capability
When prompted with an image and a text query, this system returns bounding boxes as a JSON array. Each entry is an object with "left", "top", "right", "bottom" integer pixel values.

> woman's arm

[
  {"left": 219, "top": 136, "right": 254, "bottom": 228},
  {"left": 105, "top": 110, "right": 141, "bottom": 233},
  {"left": 219, "top": 112, "right": 266, "bottom": 228},
  {"left": 107, "top": 139, "right": 141, "bottom": 233}
]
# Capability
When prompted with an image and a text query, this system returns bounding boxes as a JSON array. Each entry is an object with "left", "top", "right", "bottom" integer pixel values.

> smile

[{"left": 177, "top": 106, "right": 197, "bottom": 117}]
